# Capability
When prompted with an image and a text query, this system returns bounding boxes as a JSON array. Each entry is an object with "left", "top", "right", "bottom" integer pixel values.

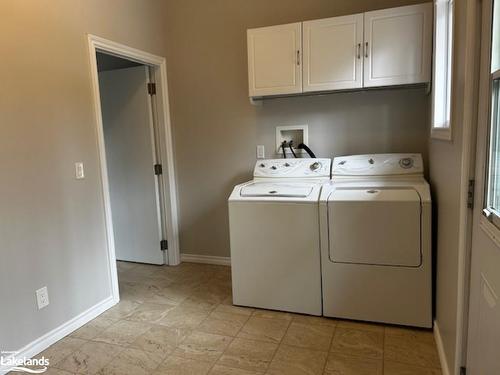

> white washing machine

[
  {"left": 229, "top": 158, "right": 331, "bottom": 315},
  {"left": 319, "top": 154, "right": 432, "bottom": 327}
]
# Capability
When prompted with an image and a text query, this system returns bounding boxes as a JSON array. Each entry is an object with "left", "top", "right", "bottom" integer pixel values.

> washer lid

[
  {"left": 328, "top": 188, "right": 422, "bottom": 267},
  {"left": 240, "top": 182, "right": 314, "bottom": 197}
]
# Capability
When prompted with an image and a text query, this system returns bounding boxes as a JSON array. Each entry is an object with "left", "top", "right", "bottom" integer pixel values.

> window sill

[{"left": 431, "top": 127, "right": 452, "bottom": 141}]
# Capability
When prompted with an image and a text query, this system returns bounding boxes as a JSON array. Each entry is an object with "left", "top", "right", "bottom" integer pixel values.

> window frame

[
  {"left": 431, "top": 0, "right": 454, "bottom": 141},
  {"left": 484, "top": 72, "right": 500, "bottom": 229}
]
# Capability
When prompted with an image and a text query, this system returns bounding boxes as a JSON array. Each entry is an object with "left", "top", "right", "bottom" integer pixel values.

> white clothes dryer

[{"left": 319, "top": 154, "right": 432, "bottom": 327}]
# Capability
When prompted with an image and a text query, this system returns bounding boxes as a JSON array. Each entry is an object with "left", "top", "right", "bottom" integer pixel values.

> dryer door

[{"left": 328, "top": 188, "right": 421, "bottom": 267}]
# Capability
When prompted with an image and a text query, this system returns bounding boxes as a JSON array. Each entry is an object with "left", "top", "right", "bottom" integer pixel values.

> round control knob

[
  {"left": 284, "top": 163, "right": 290, "bottom": 167},
  {"left": 399, "top": 158, "right": 414, "bottom": 169},
  {"left": 259, "top": 163, "right": 265, "bottom": 168},
  {"left": 270, "top": 165, "right": 277, "bottom": 170},
  {"left": 310, "top": 162, "right": 321, "bottom": 171}
]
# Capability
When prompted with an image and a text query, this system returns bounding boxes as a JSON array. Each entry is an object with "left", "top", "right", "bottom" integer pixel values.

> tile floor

[{"left": 24, "top": 262, "right": 442, "bottom": 374}]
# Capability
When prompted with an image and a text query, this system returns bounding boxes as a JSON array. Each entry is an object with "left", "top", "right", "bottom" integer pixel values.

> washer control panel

[
  {"left": 332, "top": 154, "right": 423, "bottom": 176},
  {"left": 254, "top": 158, "right": 331, "bottom": 178}
]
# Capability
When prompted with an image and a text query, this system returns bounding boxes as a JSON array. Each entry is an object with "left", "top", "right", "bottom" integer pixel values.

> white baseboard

[
  {"left": 434, "top": 320, "right": 451, "bottom": 375},
  {"left": 0, "top": 296, "right": 117, "bottom": 375},
  {"left": 181, "top": 253, "right": 231, "bottom": 266}
]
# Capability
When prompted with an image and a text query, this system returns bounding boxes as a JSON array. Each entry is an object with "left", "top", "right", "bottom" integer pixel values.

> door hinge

[
  {"left": 147, "top": 82, "right": 156, "bottom": 95},
  {"left": 467, "top": 179, "right": 475, "bottom": 208},
  {"left": 160, "top": 239, "right": 168, "bottom": 250},
  {"left": 154, "top": 164, "right": 163, "bottom": 175},
  {"left": 460, "top": 366, "right": 466, "bottom": 375}
]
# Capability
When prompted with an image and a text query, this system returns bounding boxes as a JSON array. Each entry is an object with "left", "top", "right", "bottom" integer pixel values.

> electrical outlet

[
  {"left": 75, "top": 162, "right": 85, "bottom": 179},
  {"left": 36, "top": 287, "right": 49, "bottom": 310},
  {"left": 256, "top": 145, "right": 265, "bottom": 159}
]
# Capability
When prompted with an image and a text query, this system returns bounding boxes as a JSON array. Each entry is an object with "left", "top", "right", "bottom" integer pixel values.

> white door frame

[
  {"left": 453, "top": 1, "right": 482, "bottom": 373},
  {"left": 87, "top": 35, "right": 181, "bottom": 302}
]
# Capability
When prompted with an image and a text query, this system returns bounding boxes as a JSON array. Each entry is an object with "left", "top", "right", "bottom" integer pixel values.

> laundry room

[{"left": 1, "top": 0, "right": 497, "bottom": 375}]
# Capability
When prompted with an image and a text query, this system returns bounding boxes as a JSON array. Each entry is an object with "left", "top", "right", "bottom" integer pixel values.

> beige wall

[
  {"left": 164, "top": 0, "right": 431, "bottom": 257},
  {"left": 429, "top": 0, "right": 469, "bottom": 369},
  {"left": 0, "top": 0, "right": 168, "bottom": 352}
]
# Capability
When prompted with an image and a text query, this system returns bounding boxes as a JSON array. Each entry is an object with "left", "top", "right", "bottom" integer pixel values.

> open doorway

[
  {"left": 97, "top": 53, "right": 165, "bottom": 265},
  {"left": 88, "top": 35, "right": 180, "bottom": 303}
]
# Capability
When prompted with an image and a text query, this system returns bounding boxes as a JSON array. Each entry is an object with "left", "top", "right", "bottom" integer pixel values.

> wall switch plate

[
  {"left": 36, "top": 287, "right": 49, "bottom": 310},
  {"left": 256, "top": 145, "right": 265, "bottom": 159},
  {"left": 75, "top": 162, "right": 85, "bottom": 179}
]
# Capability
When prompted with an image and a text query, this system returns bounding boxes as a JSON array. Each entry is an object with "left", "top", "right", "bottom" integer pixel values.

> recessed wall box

[{"left": 276, "top": 125, "right": 309, "bottom": 155}]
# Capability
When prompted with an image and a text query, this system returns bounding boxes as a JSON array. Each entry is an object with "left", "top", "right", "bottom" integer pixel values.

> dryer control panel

[
  {"left": 332, "top": 154, "right": 423, "bottom": 176},
  {"left": 254, "top": 158, "right": 331, "bottom": 178}
]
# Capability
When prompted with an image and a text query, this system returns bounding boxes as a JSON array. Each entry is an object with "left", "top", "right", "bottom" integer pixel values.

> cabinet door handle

[
  {"left": 364, "top": 41, "right": 369, "bottom": 58},
  {"left": 296, "top": 50, "right": 300, "bottom": 66},
  {"left": 357, "top": 43, "right": 361, "bottom": 59}
]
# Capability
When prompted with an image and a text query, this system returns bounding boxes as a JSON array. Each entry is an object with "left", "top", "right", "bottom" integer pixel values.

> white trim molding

[
  {"left": 434, "top": 320, "right": 451, "bottom": 375},
  {"left": 87, "top": 35, "right": 180, "bottom": 275},
  {"left": 0, "top": 297, "right": 116, "bottom": 375},
  {"left": 181, "top": 253, "right": 231, "bottom": 267}
]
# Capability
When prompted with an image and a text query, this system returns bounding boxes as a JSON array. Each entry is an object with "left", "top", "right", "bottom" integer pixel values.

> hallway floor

[{"left": 32, "top": 262, "right": 442, "bottom": 375}]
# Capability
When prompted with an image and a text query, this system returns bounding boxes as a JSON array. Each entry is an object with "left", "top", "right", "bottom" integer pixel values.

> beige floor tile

[
  {"left": 336, "top": 320, "right": 385, "bottom": 333},
  {"left": 157, "top": 306, "right": 210, "bottom": 329},
  {"left": 93, "top": 320, "right": 151, "bottom": 347},
  {"left": 251, "top": 310, "right": 294, "bottom": 321},
  {"left": 36, "top": 336, "right": 87, "bottom": 365},
  {"left": 180, "top": 295, "right": 221, "bottom": 313},
  {"left": 96, "top": 348, "right": 162, "bottom": 375},
  {"left": 384, "top": 328, "right": 440, "bottom": 368},
  {"left": 237, "top": 317, "right": 289, "bottom": 343},
  {"left": 291, "top": 314, "right": 337, "bottom": 327},
  {"left": 42, "top": 369, "right": 75, "bottom": 375},
  {"left": 217, "top": 338, "right": 278, "bottom": 372},
  {"left": 267, "top": 345, "right": 327, "bottom": 375},
  {"left": 281, "top": 322, "right": 334, "bottom": 351},
  {"left": 198, "top": 311, "right": 249, "bottom": 336},
  {"left": 119, "top": 282, "right": 160, "bottom": 302},
  {"left": 173, "top": 331, "right": 232, "bottom": 364},
  {"left": 71, "top": 317, "right": 116, "bottom": 340},
  {"left": 55, "top": 341, "right": 123, "bottom": 374},
  {"left": 214, "top": 304, "right": 254, "bottom": 317},
  {"left": 129, "top": 325, "right": 190, "bottom": 358},
  {"left": 384, "top": 360, "right": 442, "bottom": 374},
  {"left": 324, "top": 352, "right": 382, "bottom": 375},
  {"left": 99, "top": 300, "right": 141, "bottom": 320},
  {"left": 330, "top": 328, "right": 383, "bottom": 360},
  {"left": 42, "top": 263, "right": 443, "bottom": 375},
  {"left": 209, "top": 364, "right": 264, "bottom": 374},
  {"left": 124, "top": 302, "right": 176, "bottom": 323},
  {"left": 117, "top": 261, "right": 137, "bottom": 272},
  {"left": 154, "top": 355, "right": 212, "bottom": 374}
]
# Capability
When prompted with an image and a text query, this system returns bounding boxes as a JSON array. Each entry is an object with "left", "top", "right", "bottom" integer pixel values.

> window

[
  {"left": 485, "top": 0, "right": 500, "bottom": 228},
  {"left": 431, "top": 0, "right": 454, "bottom": 140}
]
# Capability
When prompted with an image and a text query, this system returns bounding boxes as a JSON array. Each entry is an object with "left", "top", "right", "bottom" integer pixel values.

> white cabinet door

[
  {"left": 303, "top": 14, "right": 363, "bottom": 92},
  {"left": 363, "top": 3, "right": 432, "bottom": 88},
  {"left": 247, "top": 23, "right": 302, "bottom": 97}
]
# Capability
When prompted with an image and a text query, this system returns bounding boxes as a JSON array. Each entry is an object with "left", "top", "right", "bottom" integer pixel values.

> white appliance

[
  {"left": 319, "top": 154, "right": 432, "bottom": 327},
  {"left": 228, "top": 158, "right": 331, "bottom": 315}
]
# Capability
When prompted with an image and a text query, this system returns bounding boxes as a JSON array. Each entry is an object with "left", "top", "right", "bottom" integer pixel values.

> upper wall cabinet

[
  {"left": 247, "top": 23, "right": 302, "bottom": 97},
  {"left": 303, "top": 14, "right": 364, "bottom": 92},
  {"left": 247, "top": 3, "right": 433, "bottom": 98},
  {"left": 363, "top": 3, "right": 432, "bottom": 87}
]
